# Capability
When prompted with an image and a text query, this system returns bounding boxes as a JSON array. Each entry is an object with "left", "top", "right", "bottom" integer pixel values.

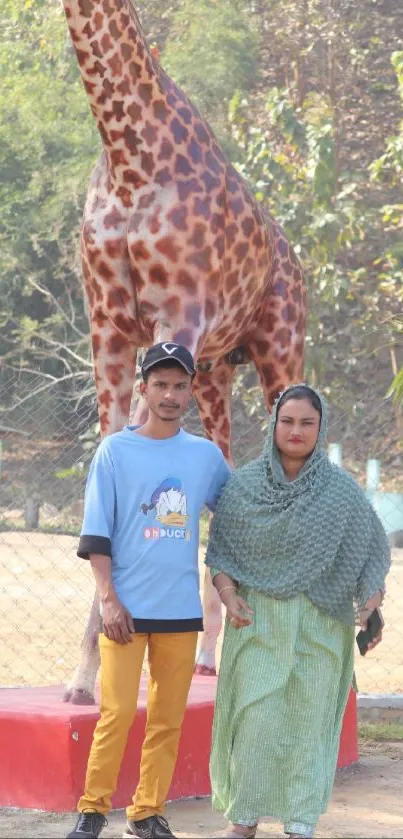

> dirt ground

[
  {"left": 1, "top": 531, "right": 402, "bottom": 692},
  {"left": 0, "top": 745, "right": 402, "bottom": 838},
  {"left": 1, "top": 533, "right": 403, "bottom": 838}
]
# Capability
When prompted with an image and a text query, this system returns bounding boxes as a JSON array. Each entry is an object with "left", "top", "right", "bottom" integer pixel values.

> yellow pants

[{"left": 78, "top": 631, "right": 198, "bottom": 820}]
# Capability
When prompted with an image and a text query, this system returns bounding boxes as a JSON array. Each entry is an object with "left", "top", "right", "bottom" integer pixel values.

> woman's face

[{"left": 274, "top": 397, "right": 321, "bottom": 460}]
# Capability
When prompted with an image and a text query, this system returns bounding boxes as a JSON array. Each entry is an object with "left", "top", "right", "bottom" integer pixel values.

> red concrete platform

[{"left": 0, "top": 678, "right": 358, "bottom": 811}]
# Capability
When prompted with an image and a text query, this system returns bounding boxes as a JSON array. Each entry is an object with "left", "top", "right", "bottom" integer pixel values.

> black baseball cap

[{"left": 141, "top": 342, "right": 196, "bottom": 377}]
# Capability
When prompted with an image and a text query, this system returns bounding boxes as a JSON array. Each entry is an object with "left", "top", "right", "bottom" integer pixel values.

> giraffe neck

[{"left": 62, "top": 0, "right": 164, "bottom": 175}]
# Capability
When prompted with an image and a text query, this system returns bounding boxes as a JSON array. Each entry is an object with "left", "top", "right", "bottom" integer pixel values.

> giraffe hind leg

[
  {"left": 192, "top": 356, "right": 236, "bottom": 673},
  {"left": 245, "top": 280, "right": 305, "bottom": 412},
  {"left": 192, "top": 355, "right": 236, "bottom": 462}
]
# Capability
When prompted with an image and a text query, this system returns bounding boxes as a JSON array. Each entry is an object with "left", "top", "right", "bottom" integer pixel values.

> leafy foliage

[
  {"left": 0, "top": 0, "right": 99, "bottom": 420},
  {"left": 0, "top": 0, "right": 402, "bottom": 434},
  {"left": 163, "top": 0, "right": 259, "bottom": 139}
]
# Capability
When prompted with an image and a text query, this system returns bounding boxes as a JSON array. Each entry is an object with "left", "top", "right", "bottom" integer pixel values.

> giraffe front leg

[
  {"left": 63, "top": 593, "right": 100, "bottom": 705},
  {"left": 193, "top": 357, "right": 235, "bottom": 674},
  {"left": 64, "top": 325, "right": 137, "bottom": 704},
  {"left": 195, "top": 566, "right": 222, "bottom": 675},
  {"left": 92, "top": 325, "right": 138, "bottom": 435},
  {"left": 132, "top": 394, "right": 148, "bottom": 426}
]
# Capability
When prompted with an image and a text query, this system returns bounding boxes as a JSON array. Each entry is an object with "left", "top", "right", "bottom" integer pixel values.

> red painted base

[
  {"left": 0, "top": 680, "right": 357, "bottom": 811},
  {"left": 337, "top": 689, "right": 359, "bottom": 768}
]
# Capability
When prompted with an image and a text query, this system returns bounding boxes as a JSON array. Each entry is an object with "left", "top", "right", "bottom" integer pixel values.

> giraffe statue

[{"left": 62, "top": 0, "right": 306, "bottom": 703}]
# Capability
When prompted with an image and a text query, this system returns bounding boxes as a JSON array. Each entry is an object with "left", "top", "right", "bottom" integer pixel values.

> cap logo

[{"left": 161, "top": 343, "right": 179, "bottom": 355}]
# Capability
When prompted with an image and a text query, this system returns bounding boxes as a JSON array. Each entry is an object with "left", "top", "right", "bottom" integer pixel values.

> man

[{"left": 67, "top": 343, "right": 230, "bottom": 839}]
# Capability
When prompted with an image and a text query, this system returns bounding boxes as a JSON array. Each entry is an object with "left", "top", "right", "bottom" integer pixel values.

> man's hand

[
  {"left": 222, "top": 588, "right": 253, "bottom": 629},
  {"left": 90, "top": 554, "right": 134, "bottom": 644},
  {"left": 102, "top": 595, "right": 134, "bottom": 644}
]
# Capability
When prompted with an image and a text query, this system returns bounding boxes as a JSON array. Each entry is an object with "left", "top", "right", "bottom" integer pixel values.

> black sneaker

[
  {"left": 66, "top": 811, "right": 107, "bottom": 838},
  {"left": 123, "top": 815, "right": 176, "bottom": 838}
]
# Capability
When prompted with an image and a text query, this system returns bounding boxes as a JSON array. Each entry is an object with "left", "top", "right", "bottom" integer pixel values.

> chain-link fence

[{"left": 0, "top": 364, "right": 402, "bottom": 694}]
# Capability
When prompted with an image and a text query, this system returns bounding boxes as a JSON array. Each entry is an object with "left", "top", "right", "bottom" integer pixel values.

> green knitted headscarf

[{"left": 206, "top": 384, "right": 390, "bottom": 625}]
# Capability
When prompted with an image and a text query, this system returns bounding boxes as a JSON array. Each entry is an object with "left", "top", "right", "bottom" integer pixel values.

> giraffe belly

[{"left": 198, "top": 306, "right": 260, "bottom": 360}]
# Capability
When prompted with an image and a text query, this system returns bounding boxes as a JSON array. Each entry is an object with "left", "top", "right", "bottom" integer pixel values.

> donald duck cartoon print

[{"left": 141, "top": 478, "right": 190, "bottom": 539}]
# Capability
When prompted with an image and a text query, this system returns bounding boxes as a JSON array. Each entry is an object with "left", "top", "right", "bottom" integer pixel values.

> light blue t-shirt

[{"left": 78, "top": 427, "right": 230, "bottom": 631}]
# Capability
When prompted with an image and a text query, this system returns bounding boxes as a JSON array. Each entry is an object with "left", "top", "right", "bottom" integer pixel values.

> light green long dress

[{"left": 210, "top": 587, "right": 355, "bottom": 831}]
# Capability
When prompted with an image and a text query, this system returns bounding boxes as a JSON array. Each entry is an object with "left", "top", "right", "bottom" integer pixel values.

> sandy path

[
  {"left": 0, "top": 749, "right": 402, "bottom": 838},
  {"left": 1, "top": 533, "right": 402, "bottom": 838}
]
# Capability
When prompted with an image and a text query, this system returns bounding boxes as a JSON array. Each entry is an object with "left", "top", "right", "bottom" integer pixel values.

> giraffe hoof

[
  {"left": 194, "top": 664, "right": 217, "bottom": 676},
  {"left": 62, "top": 687, "right": 96, "bottom": 705}
]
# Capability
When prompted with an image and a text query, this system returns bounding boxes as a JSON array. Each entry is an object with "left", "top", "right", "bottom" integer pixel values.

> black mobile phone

[{"left": 356, "top": 607, "right": 384, "bottom": 657}]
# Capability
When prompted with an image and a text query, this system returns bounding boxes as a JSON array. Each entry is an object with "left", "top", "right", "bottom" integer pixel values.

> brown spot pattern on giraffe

[
  {"left": 156, "top": 237, "right": 179, "bottom": 263},
  {"left": 172, "top": 328, "right": 194, "bottom": 347},
  {"left": 125, "top": 169, "right": 147, "bottom": 187},
  {"left": 159, "top": 138, "right": 174, "bottom": 160},
  {"left": 178, "top": 178, "right": 202, "bottom": 201},
  {"left": 164, "top": 296, "right": 182, "bottom": 317},
  {"left": 110, "top": 149, "right": 128, "bottom": 167},
  {"left": 138, "top": 191, "right": 156, "bottom": 210},
  {"left": 92, "top": 334, "right": 101, "bottom": 358},
  {"left": 105, "top": 361, "right": 125, "bottom": 385},
  {"left": 187, "top": 248, "right": 212, "bottom": 273},
  {"left": 116, "top": 186, "right": 132, "bottom": 206},
  {"left": 155, "top": 168, "right": 172, "bottom": 187},
  {"left": 177, "top": 270, "right": 197, "bottom": 295},
  {"left": 188, "top": 225, "right": 206, "bottom": 249},
  {"left": 107, "top": 287, "right": 131, "bottom": 307},
  {"left": 274, "top": 328, "right": 292, "bottom": 349},
  {"left": 149, "top": 265, "right": 169, "bottom": 287},
  {"left": 131, "top": 242, "right": 150, "bottom": 261},
  {"left": 140, "top": 151, "right": 155, "bottom": 176},
  {"left": 99, "top": 389, "right": 113, "bottom": 408},
  {"left": 169, "top": 206, "right": 188, "bottom": 231},
  {"left": 282, "top": 303, "right": 297, "bottom": 323},
  {"left": 105, "top": 239, "right": 125, "bottom": 260},
  {"left": 119, "top": 390, "right": 133, "bottom": 413},
  {"left": 148, "top": 212, "right": 161, "bottom": 235}
]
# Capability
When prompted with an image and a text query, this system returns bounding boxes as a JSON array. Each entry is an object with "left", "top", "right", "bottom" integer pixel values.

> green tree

[
  {"left": 0, "top": 0, "right": 100, "bottom": 420},
  {"left": 370, "top": 51, "right": 403, "bottom": 407},
  {"left": 1, "top": 0, "right": 403, "bottom": 451},
  {"left": 163, "top": 0, "right": 259, "bottom": 140},
  {"left": 226, "top": 0, "right": 403, "bottom": 437}
]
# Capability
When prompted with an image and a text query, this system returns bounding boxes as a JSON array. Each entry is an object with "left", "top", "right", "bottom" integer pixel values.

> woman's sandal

[{"left": 216, "top": 825, "right": 258, "bottom": 838}]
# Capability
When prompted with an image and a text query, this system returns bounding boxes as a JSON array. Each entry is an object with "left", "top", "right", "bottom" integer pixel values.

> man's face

[{"left": 140, "top": 365, "right": 193, "bottom": 422}]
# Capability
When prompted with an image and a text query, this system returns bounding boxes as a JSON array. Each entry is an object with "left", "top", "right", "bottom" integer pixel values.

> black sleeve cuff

[{"left": 77, "top": 535, "right": 112, "bottom": 560}]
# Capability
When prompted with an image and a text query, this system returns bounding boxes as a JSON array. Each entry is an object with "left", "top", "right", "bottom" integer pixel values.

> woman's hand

[
  {"left": 359, "top": 591, "right": 383, "bottom": 652},
  {"left": 222, "top": 588, "right": 253, "bottom": 629}
]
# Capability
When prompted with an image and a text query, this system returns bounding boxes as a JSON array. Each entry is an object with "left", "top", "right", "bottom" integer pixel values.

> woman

[{"left": 206, "top": 384, "right": 390, "bottom": 839}]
